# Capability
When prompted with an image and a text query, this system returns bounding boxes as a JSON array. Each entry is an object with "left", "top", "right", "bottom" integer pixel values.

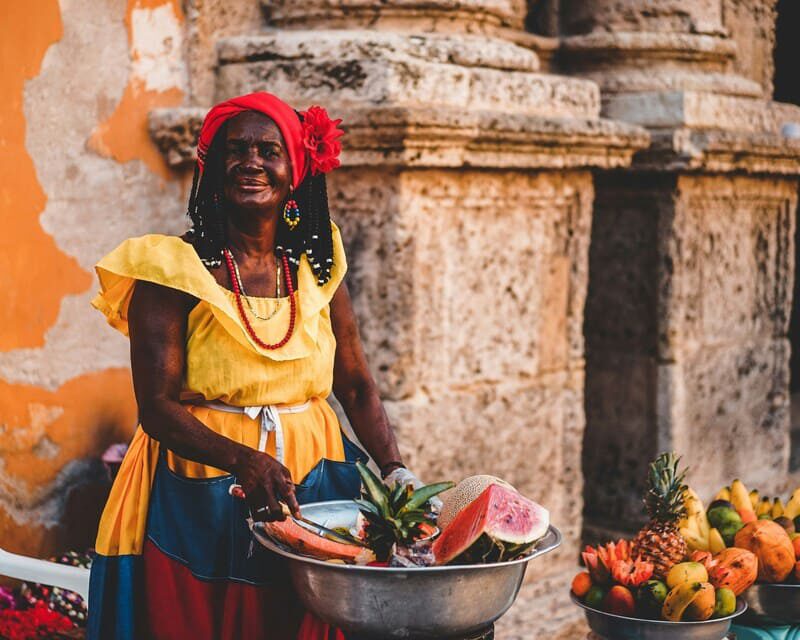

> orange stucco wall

[
  {"left": 0, "top": 0, "right": 184, "bottom": 557},
  {"left": 89, "top": 0, "right": 184, "bottom": 179},
  {"left": 0, "top": 3, "right": 91, "bottom": 351}
]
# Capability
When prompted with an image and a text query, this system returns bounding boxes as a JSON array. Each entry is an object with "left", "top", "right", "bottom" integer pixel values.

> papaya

[
  {"left": 734, "top": 520, "right": 795, "bottom": 583},
  {"left": 707, "top": 547, "right": 758, "bottom": 595}
]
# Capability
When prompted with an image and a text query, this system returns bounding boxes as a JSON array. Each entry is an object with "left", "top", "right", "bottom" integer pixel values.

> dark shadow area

[{"left": 776, "top": 0, "right": 800, "bottom": 470}]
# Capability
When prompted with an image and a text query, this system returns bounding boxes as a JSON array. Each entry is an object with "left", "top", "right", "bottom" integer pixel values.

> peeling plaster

[
  {"left": 130, "top": 2, "right": 187, "bottom": 93},
  {"left": 0, "top": 2, "right": 91, "bottom": 351},
  {"left": 0, "top": 0, "right": 189, "bottom": 389},
  {"left": 89, "top": 0, "right": 187, "bottom": 178},
  {"left": 0, "top": 0, "right": 187, "bottom": 555}
]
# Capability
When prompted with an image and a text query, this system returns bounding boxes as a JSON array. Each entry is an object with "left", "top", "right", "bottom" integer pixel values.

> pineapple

[
  {"left": 355, "top": 461, "right": 453, "bottom": 562},
  {"left": 632, "top": 452, "right": 689, "bottom": 578}
]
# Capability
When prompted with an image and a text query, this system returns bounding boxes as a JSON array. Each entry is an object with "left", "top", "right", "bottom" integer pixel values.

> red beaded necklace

[{"left": 223, "top": 248, "right": 296, "bottom": 350}]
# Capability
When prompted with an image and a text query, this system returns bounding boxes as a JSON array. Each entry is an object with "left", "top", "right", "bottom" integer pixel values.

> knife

[{"left": 229, "top": 483, "right": 366, "bottom": 547}]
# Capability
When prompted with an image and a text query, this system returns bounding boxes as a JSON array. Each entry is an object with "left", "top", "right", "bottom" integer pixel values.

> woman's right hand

[{"left": 233, "top": 449, "right": 301, "bottom": 522}]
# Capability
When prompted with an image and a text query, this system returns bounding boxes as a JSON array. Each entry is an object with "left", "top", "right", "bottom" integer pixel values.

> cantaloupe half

[
  {"left": 263, "top": 518, "right": 376, "bottom": 564},
  {"left": 438, "top": 475, "right": 514, "bottom": 530},
  {"left": 432, "top": 483, "right": 549, "bottom": 565}
]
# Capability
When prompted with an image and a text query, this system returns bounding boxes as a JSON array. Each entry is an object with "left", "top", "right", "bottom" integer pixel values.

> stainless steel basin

[
  {"left": 739, "top": 583, "right": 800, "bottom": 626},
  {"left": 251, "top": 500, "right": 561, "bottom": 639},
  {"left": 572, "top": 593, "right": 747, "bottom": 640}
]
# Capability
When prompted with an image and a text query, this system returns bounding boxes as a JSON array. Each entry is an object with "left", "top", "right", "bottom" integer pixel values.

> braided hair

[{"left": 186, "top": 112, "right": 335, "bottom": 286}]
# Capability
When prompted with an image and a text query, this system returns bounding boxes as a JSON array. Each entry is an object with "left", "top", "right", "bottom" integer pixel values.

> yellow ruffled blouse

[{"left": 91, "top": 222, "right": 348, "bottom": 556}]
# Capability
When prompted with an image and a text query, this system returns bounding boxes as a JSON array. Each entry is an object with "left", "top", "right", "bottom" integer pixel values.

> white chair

[{"left": 0, "top": 547, "right": 90, "bottom": 605}]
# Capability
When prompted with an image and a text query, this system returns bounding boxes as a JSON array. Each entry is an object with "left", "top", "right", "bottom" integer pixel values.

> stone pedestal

[
  {"left": 150, "top": 1, "right": 648, "bottom": 633},
  {"left": 558, "top": 0, "right": 800, "bottom": 538}
]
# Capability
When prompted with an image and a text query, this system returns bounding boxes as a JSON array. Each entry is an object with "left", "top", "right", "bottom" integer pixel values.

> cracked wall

[{"left": 0, "top": 0, "right": 187, "bottom": 557}]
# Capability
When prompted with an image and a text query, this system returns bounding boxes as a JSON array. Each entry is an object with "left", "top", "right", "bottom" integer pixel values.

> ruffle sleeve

[{"left": 91, "top": 222, "right": 347, "bottom": 362}]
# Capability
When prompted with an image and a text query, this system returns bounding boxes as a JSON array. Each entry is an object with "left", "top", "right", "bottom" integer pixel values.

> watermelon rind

[{"left": 432, "top": 483, "right": 550, "bottom": 565}]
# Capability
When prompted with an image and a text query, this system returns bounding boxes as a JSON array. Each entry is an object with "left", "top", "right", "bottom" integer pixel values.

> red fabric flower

[{"left": 300, "top": 105, "right": 344, "bottom": 175}]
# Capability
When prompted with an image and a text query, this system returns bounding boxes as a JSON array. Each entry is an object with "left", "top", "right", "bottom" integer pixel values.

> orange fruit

[
  {"left": 605, "top": 585, "right": 636, "bottom": 617},
  {"left": 792, "top": 535, "right": 800, "bottom": 559},
  {"left": 571, "top": 571, "right": 593, "bottom": 598}
]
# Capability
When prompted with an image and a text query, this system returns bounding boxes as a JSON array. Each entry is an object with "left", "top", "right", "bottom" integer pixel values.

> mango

[{"left": 666, "top": 561, "right": 708, "bottom": 589}]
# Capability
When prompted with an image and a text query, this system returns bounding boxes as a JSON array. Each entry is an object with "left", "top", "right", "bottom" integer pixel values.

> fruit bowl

[
  {"left": 251, "top": 500, "right": 562, "bottom": 639},
  {"left": 571, "top": 592, "right": 747, "bottom": 640},
  {"left": 739, "top": 583, "right": 800, "bottom": 626}
]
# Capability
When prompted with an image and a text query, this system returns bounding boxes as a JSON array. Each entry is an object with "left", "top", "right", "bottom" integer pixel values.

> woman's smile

[{"left": 234, "top": 176, "right": 271, "bottom": 192}]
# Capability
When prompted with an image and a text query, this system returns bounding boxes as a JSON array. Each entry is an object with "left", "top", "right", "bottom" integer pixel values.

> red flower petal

[{"left": 300, "top": 105, "right": 344, "bottom": 176}]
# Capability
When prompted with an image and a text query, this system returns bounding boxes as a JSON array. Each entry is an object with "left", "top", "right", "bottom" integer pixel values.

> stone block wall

[
  {"left": 330, "top": 168, "right": 593, "bottom": 572},
  {"left": 584, "top": 173, "right": 797, "bottom": 534}
]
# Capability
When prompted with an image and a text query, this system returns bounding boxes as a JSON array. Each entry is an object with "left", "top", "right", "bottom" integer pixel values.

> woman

[{"left": 87, "top": 92, "right": 419, "bottom": 639}]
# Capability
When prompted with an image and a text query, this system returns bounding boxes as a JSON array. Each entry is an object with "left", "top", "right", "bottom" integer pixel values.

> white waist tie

[{"left": 198, "top": 400, "right": 311, "bottom": 465}]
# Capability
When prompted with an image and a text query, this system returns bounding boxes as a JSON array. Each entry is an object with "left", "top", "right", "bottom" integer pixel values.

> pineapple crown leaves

[
  {"left": 643, "top": 452, "right": 688, "bottom": 524},
  {"left": 354, "top": 461, "right": 453, "bottom": 517},
  {"left": 354, "top": 461, "right": 453, "bottom": 558}
]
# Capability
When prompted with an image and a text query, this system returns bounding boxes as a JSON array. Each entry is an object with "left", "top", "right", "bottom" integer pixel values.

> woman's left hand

[{"left": 383, "top": 467, "right": 444, "bottom": 512}]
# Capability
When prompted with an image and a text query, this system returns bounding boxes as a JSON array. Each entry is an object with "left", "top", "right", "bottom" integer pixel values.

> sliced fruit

[
  {"left": 355, "top": 461, "right": 452, "bottom": 562},
  {"left": 610, "top": 557, "right": 655, "bottom": 587},
  {"left": 263, "top": 517, "right": 376, "bottom": 564},
  {"left": 431, "top": 483, "right": 549, "bottom": 565},
  {"left": 437, "top": 475, "right": 514, "bottom": 530}
]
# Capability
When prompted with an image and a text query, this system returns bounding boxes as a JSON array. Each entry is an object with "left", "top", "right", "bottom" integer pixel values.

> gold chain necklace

[{"left": 228, "top": 251, "right": 282, "bottom": 322}]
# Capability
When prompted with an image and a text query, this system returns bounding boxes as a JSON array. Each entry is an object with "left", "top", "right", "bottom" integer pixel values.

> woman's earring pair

[{"left": 283, "top": 186, "right": 300, "bottom": 230}]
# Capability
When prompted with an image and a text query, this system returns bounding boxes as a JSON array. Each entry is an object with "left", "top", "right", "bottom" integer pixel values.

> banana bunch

[
  {"left": 679, "top": 488, "right": 726, "bottom": 554},
  {"left": 763, "top": 488, "right": 800, "bottom": 521},
  {"left": 716, "top": 482, "right": 800, "bottom": 525}
]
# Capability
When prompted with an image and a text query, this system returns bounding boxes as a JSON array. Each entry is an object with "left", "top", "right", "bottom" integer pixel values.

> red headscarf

[{"left": 196, "top": 92, "right": 343, "bottom": 190}]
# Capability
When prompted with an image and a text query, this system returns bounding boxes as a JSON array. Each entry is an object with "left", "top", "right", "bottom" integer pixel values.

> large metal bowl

[
  {"left": 251, "top": 500, "right": 561, "bottom": 639},
  {"left": 572, "top": 592, "right": 747, "bottom": 640},
  {"left": 739, "top": 583, "right": 800, "bottom": 626}
]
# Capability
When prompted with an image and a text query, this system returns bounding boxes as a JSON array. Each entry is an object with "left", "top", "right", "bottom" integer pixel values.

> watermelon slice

[
  {"left": 432, "top": 483, "right": 549, "bottom": 565},
  {"left": 263, "top": 518, "right": 376, "bottom": 564}
]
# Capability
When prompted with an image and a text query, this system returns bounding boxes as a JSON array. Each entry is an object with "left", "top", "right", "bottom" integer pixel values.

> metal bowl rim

[
  {"left": 251, "top": 499, "right": 561, "bottom": 573},
  {"left": 746, "top": 582, "right": 800, "bottom": 589},
  {"left": 570, "top": 592, "right": 747, "bottom": 625}
]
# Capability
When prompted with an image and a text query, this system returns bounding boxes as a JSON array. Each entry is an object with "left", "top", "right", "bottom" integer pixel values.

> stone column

[
  {"left": 553, "top": 0, "right": 800, "bottom": 537},
  {"left": 151, "top": 1, "right": 647, "bottom": 635}
]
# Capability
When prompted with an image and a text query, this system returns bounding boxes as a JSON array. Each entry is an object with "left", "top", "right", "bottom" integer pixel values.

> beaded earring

[{"left": 283, "top": 187, "right": 300, "bottom": 230}]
